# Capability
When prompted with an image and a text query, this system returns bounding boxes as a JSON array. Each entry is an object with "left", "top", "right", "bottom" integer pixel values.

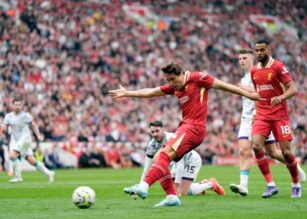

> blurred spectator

[
  {"left": 130, "top": 143, "right": 146, "bottom": 167},
  {"left": 79, "top": 147, "right": 105, "bottom": 168},
  {"left": 199, "top": 148, "right": 216, "bottom": 165},
  {"left": 92, "top": 146, "right": 106, "bottom": 167},
  {"left": 44, "top": 144, "right": 65, "bottom": 169},
  {"left": 118, "top": 143, "right": 133, "bottom": 168},
  {"left": 104, "top": 143, "right": 122, "bottom": 169}
]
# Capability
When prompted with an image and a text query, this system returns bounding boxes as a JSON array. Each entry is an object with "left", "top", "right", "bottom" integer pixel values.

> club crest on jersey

[{"left": 268, "top": 73, "right": 272, "bottom": 81}]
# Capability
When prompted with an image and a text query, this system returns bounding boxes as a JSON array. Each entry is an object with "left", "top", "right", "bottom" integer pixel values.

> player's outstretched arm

[
  {"left": 271, "top": 81, "right": 297, "bottom": 106},
  {"left": 212, "top": 78, "right": 264, "bottom": 101},
  {"left": 108, "top": 85, "right": 165, "bottom": 98}
]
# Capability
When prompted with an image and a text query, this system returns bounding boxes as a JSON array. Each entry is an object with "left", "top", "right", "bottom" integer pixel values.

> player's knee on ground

[
  {"left": 179, "top": 180, "right": 192, "bottom": 196},
  {"left": 179, "top": 184, "right": 190, "bottom": 196},
  {"left": 180, "top": 190, "right": 189, "bottom": 196}
]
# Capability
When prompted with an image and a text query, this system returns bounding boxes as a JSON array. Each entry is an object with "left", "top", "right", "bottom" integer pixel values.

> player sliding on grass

[
  {"left": 124, "top": 121, "right": 224, "bottom": 197},
  {"left": 229, "top": 48, "right": 306, "bottom": 197},
  {"left": 109, "top": 62, "right": 262, "bottom": 207}
]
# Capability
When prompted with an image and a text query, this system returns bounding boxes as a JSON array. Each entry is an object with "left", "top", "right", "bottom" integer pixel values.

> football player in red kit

[
  {"left": 109, "top": 62, "right": 262, "bottom": 207},
  {"left": 251, "top": 39, "right": 302, "bottom": 198}
]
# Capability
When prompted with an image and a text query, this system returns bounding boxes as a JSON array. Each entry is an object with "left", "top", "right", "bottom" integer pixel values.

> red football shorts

[
  {"left": 252, "top": 119, "right": 293, "bottom": 142},
  {"left": 165, "top": 123, "right": 206, "bottom": 160}
]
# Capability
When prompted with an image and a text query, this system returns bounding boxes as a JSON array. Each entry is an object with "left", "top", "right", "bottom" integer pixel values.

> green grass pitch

[{"left": 0, "top": 165, "right": 306, "bottom": 219}]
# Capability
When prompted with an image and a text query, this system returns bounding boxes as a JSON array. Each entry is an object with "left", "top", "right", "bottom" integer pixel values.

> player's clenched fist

[{"left": 270, "top": 96, "right": 282, "bottom": 106}]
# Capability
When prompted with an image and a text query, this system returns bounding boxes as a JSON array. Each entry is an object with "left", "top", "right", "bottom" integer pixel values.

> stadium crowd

[{"left": 0, "top": 0, "right": 306, "bottom": 170}]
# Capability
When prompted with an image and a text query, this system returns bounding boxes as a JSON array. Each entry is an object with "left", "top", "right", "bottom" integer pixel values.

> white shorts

[
  {"left": 171, "top": 151, "right": 202, "bottom": 182},
  {"left": 10, "top": 137, "right": 34, "bottom": 157},
  {"left": 238, "top": 117, "right": 275, "bottom": 143}
]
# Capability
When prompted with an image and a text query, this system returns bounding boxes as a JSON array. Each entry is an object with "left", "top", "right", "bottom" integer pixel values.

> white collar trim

[
  {"left": 183, "top": 71, "right": 191, "bottom": 84},
  {"left": 257, "top": 57, "right": 274, "bottom": 69}
]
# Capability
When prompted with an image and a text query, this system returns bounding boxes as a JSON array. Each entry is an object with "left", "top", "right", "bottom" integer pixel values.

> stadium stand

[{"left": 0, "top": 0, "right": 306, "bottom": 169}]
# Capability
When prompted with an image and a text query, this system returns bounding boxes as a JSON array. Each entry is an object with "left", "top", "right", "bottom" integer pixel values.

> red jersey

[
  {"left": 160, "top": 71, "right": 215, "bottom": 127},
  {"left": 251, "top": 57, "right": 292, "bottom": 121}
]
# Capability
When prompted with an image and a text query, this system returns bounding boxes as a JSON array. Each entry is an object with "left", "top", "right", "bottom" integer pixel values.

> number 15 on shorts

[{"left": 186, "top": 165, "right": 195, "bottom": 174}]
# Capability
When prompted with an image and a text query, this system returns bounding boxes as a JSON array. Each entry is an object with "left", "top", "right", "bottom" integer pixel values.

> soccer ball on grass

[{"left": 72, "top": 186, "right": 96, "bottom": 209}]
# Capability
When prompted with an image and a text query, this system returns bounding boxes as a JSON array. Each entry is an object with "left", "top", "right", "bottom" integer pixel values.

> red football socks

[
  {"left": 144, "top": 151, "right": 176, "bottom": 195},
  {"left": 159, "top": 173, "right": 176, "bottom": 195},
  {"left": 255, "top": 151, "right": 273, "bottom": 183},
  {"left": 285, "top": 154, "right": 299, "bottom": 183}
]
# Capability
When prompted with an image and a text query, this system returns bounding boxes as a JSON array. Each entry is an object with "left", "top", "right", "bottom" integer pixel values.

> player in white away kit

[
  {"left": 3, "top": 98, "right": 55, "bottom": 183},
  {"left": 171, "top": 149, "right": 224, "bottom": 196},
  {"left": 229, "top": 49, "right": 306, "bottom": 196},
  {"left": 124, "top": 121, "right": 224, "bottom": 196}
]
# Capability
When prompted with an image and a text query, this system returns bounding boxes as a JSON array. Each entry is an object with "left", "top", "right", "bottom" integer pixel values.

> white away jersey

[
  {"left": 146, "top": 132, "right": 174, "bottom": 158},
  {"left": 4, "top": 111, "right": 33, "bottom": 142},
  {"left": 240, "top": 72, "right": 255, "bottom": 120}
]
